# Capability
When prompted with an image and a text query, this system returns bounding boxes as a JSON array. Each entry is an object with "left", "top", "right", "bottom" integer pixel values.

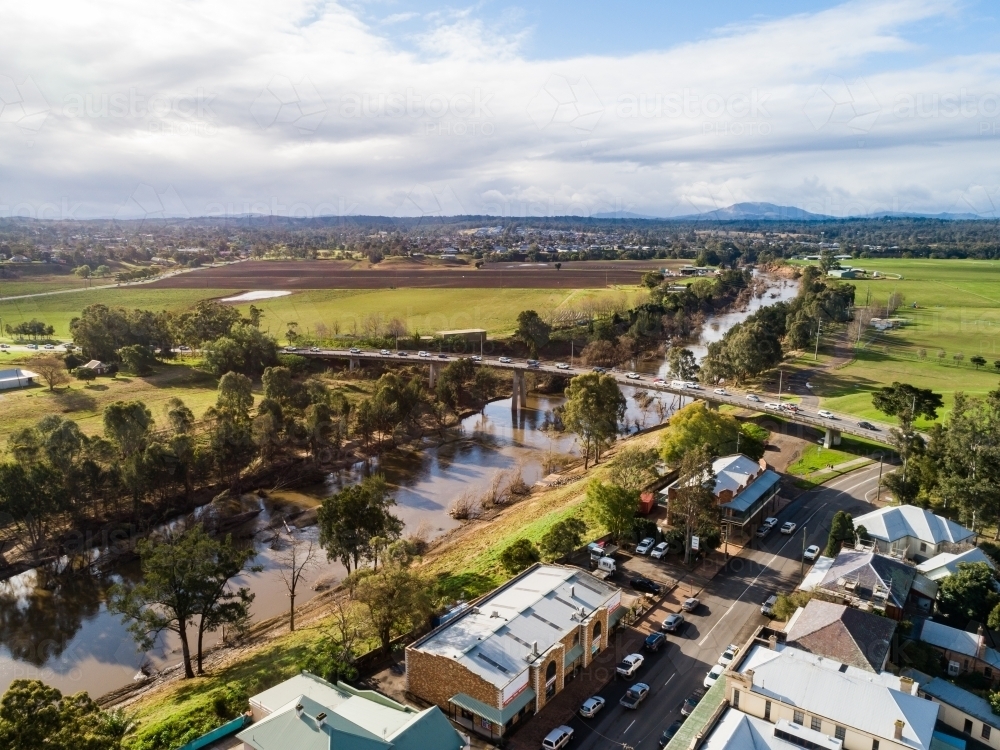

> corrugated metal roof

[
  {"left": 699, "top": 709, "right": 843, "bottom": 750},
  {"left": 853, "top": 506, "right": 974, "bottom": 546},
  {"left": 450, "top": 688, "right": 537, "bottom": 726},
  {"left": 720, "top": 470, "right": 781, "bottom": 513},
  {"left": 238, "top": 695, "right": 392, "bottom": 750},
  {"left": 917, "top": 549, "right": 996, "bottom": 581},
  {"left": 250, "top": 672, "right": 351, "bottom": 715},
  {"left": 818, "top": 550, "right": 915, "bottom": 608},
  {"left": 920, "top": 621, "right": 981, "bottom": 658},
  {"left": 922, "top": 678, "right": 1000, "bottom": 731}
]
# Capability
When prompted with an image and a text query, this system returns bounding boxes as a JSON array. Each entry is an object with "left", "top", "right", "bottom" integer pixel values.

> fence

[{"left": 178, "top": 714, "right": 251, "bottom": 750}]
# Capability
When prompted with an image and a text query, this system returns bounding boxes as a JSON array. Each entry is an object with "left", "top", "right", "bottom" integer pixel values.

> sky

[{"left": 1, "top": 0, "right": 1000, "bottom": 220}]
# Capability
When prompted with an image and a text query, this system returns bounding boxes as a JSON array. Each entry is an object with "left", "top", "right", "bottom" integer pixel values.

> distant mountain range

[{"left": 601, "top": 202, "right": 985, "bottom": 221}]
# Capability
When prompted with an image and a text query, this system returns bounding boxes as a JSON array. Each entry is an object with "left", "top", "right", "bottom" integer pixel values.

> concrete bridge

[{"left": 294, "top": 347, "right": 903, "bottom": 448}]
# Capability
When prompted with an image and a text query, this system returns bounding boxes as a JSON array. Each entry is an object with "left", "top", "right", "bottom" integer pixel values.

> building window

[
  {"left": 573, "top": 632, "right": 580, "bottom": 646},
  {"left": 811, "top": 717, "right": 822, "bottom": 732},
  {"left": 872, "top": 741, "right": 879, "bottom": 750},
  {"left": 965, "top": 719, "right": 973, "bottom": 734},
  {"left": 732, "top": 690, "right": 740, "bottom": 709},
  {"left": 835, "top": 726, "right": 846, "bottom": 741},
  {"left": 987, "top": 667, "right": 994, "bottom": 679},
  {"left": 920, "top": 542, "right": 927, "bottom": 552},
  {"left": 794, "top": 710, "right": 805, "bottom": 725},
  {"left": 765, "top": 701, "right": 772, "bottom": 721},
  {"left": 545, "top": 661, "right": 557, "bottom": 699},
  {"left": 983, "top": 725, "right": 992, "bottom": 740}
]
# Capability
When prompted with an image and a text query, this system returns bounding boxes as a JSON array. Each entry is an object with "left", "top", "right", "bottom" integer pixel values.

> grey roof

[
  {"left": 0, "top": 368, "right": 38, "bottom": 382},
  {"left": 410, "top": 564, "right": 619, "bottom": 690},
  {"left": 738, "top": 643, "right": 938, "bottom": 750},
  {"left": 700, "top": 709, "right": 840, "bottom": 750},
  {"left": 450, "top": 688, "right": 536, "bottom": 726},
  {"left": 785, "top": 599, "right": 897, "bottom": 672},
  {"left": 238, "top": 695, "right": 391, "bottom": 750},
  {"left": 818, "top": 549, "right": 916, "bottom": 608},
  {"left": 919, "top": 620, "right": 1000, "bottom": 669},
  {"left": 720, "top": 470, "right": 781, "bottom": 513},
  {"left": 916, "top": 548, "right": 996, "bottom": 581},
  {"left": 922, "top": 677, "right": 1000, "bottom": 731},
  {"left": 853, "top": 506, "right": 974, "bottom": 546},
  {"left": 250, "top": 672, "right": 354, "bottom": 715}
]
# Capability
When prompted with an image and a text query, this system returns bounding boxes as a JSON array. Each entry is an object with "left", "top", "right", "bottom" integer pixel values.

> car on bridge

[
  {"left": 592, "top": 366, "right": 607, "bottom": 373},
  {"left": 713, "top": 388, "right": 728, "bottom": 395},
  {"left": 349, "top": 347, "right": 361, "bottom": 354},
  {"left": 309, "top": 347, "right": 320, "bottom": 352},
  {"left": 764, "top": 402, "right": 782, "bottom": 411},
  {"left": 625, "top": 372, "right": 641, "bottom": 379},
  {"left": 380, "top": 349, "right": 390, "bottom": 356},
  {"left": 418, "top": 351, "right": 430, "bottom": 357},
  {"left": 396, "top": 351, "right": 408, "bottom": 356},
  {"left": 499, "top": 357, "right": 512, "bottom": 363},
  {"left": 817, "top": 409, "right": 835, "bottom": 419},
  {"left": 746, "top": 393, "right": 762, "bottom": 402},
  {"left": 526, "top": 359, "right": 540, "bottom": 367},
  {"left": 857, "top": 421, "right": 879, "bottom": 431},
  {"left": 555, "top": 362, "right": 570, "bottom": 370},
  {"left": 437, "top": 353, "right": 448, "bottom": 358},
  {"left": 620, "top": 683, "right": 650, "bottom": 709}
]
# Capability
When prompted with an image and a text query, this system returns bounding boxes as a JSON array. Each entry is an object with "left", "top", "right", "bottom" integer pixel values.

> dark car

[
  {"left": 592, "top": 366, "right": 607, "bottom": 373},
  {"left": 630, "top": 576, "right": 662, "bottom": 595},
  {"left": 619, "top": 682, "right": 649, "bottom": 709},
  {"left": 857, "top": 421, "right": 878, "bottom": 430},
  {"left": 660, "top": 719, "right": 684, "bottom": 747},
  {"left": 681, "top": 689, "right": 704, "bottom": 716},
  {"left": 644, "top": 632, "right": 667, "bottom": 652}
]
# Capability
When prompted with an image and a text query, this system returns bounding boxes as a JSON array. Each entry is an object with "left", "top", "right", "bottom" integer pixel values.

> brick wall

[{"left": 405, "top": 646, "right": 500, "bottom": 712}]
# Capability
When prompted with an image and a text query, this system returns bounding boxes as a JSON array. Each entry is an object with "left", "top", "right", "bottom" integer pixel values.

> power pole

[
  {"left": 875, "top": 453, "right": 884, "bottom": 504},
  {"left": 800, "top": 526, "right": 807, "bottom": 577},
  {"left": 814, "top": 319, "right": 822, "bottom": 361},
  {"left": 777, "top": 369, "right": 783, "bottom": 403}
]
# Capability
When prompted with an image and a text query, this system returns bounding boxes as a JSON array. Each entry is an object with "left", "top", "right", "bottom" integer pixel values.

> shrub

[{"left": 499, "top": 539, "right": 540, "bottom": 574}]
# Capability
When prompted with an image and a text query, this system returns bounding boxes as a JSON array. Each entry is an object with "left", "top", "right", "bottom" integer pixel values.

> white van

[
  {"left": 542, "top": 725, "right": 574, "bottom": 749},
  {"left": 670, "top": 380, "right": 688, "bottom": 389},
  {"left": 761, "top": 595, "right": 778, "bottom": 617}
]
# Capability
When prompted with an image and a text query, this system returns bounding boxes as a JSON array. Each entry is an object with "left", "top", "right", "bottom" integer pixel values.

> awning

[
  {"left": 720, "top": 470, "right": 780, "bottom": 522},
  {"left": 608, "top": 605, "right": 628, "bottom": 629},
  {"left": 451, "top": 688, "right": 536, "bottom": 727},
  {"left": 564, "top": 644, "right": 584, "bottom": 667}
]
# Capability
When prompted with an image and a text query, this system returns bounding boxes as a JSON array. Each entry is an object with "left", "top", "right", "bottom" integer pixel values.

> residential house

[
  {"left": 785, "top": 599, "right": 897, "bottom": 673},
  {"left": 915, "top": 675, "right": 1000, "bottom": 749},
  {"left": 0, "top": 368, "right": 38, "bottom": 391},
  {"left": 852, "top": 506, "right": 975, "bottom": 561},
  {"left": 697, "top": 708, "right": 842, "bottom": 750},
  {"left": 80, "top": 360, "right": 110, "bottom": 375},
  {"left": 916, "top": 548, "right": 996, "bottom": 582},
  {"left": 815, "top": 549, "right": 918, "bottom": 619},
  {"left": 725, "top": 640, "right": 938, "bottom": 750},
  {"left": 406, "top": 564, "right": 624, "bottom": 741},
  {"left": 237, "top": 672, "right": 466, "bottom": 750},
  {"left": 918, "top": 620, "right": 1000, "bottom": 683}
]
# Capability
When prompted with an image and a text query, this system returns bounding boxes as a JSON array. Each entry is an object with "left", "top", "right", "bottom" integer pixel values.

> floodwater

[{"left": 0, "top": 277, "right": 795, "bottom": 698}]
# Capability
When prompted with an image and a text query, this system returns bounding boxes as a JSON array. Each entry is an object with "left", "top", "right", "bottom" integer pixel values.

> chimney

[
  {"left": 295, "top": 703, "right": 304, "bottom": 716},
  {"left": 899, "top": 675, "right": 914, "bottom": 694},
  {"left": 570, "top": 585, "right": 575, "bottom": 598},
  {"left": 768, "top": 634, "right": 778, "bottom": 650},
  {"left": 894, "top": 720, "right": 905, "bottom": 740},
  {"left": 532, "top": 641, "right": 539, "bottom": 657},
  {"left": 978, "top": 625, "right": 987, "bottom": 660},
  {"left": 315, "top": 712, "right": 327, "bottom": 727}
]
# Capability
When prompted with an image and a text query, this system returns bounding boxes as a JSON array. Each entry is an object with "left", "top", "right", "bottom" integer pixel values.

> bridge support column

[
  {"left": 511, "top": 370, "right": 525, "bottom": 411},
  {"left": 705, "top": 400, "right": 719, "bottom": 411},
  {"left": 349, "top": 357, "right": 358, "bottom": 371},
  {"left": 429, "top": 362, "right": 438, "bottom": 388},
  {"left": 824, "top": 428, "right": 842, "bottom": 448}
]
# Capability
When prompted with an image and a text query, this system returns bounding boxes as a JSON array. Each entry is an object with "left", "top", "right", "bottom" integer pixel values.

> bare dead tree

[{"left": 275, "top": 526, "right": 318, "bottom": 632}]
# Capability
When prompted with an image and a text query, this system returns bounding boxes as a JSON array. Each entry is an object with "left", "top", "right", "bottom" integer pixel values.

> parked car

[
  {"left": 499, "top": 356, "right": 512, "bottom": 363},
  {"left": 644, "top": 632, "right": 667, "bottom": 652},
  {"left": 662, "top": 613, "right": 685, "bottom": 633},
  {"left": 858, "top": 421, "right": 878, "bottom": 431},
  {"left": 761, "top": 594, "right": 778, "bottom": 616},
  {"left": 804, "top": 545, "right": 821, "bottom": 562},
  {"left": 681, "top": 597, "right": 700, "bottom": 612},
  {"left": 681, "top": 689, "right": 704, "bottom": 716},
  {"left": 650, "top": 541, "right": 669, "bottom": 559},
  {"left": 746, "top": 393, "right": 762, "bottom": 402},
  {"left": 660, "top": 719, "right": 684, "bottom": 746},
  {"left": 718, "top": 644, "right": 739, "bottom": 668},
  {"left": 349, "top": 347, "right": 361, "bottom": 354},
  {"left": 703, "top": 664, "right": 725, "bottom": 689},
  {"left": 635, "top": 537, "right": 656, "bottom": 555},
  {"left": 309, "top": 346, "right": 320, "bottom": 352},
  {"left": 617, "top": 653, "right": 645, "bottom": 677},
  {"left": 579, "top": 696, "right": 605, "bottom": 718},
  {"left": 781, "top": 521, "right": 797, "bottom": 535},
  {"left": 763, "top": 517, "right": 778, "bottom": 529},
  {"left": 817, "top": 409, "right": 835, "bottom": 419},
  {"left": 755, "top": 525, "right": 770, "bottom": 539},
  {"left": 556, "top": 362, "right": 570, "bottom": 370},
  {"left": 630, "top": 576, "right": 661, "bottom": 595},
  {"left": 542, "top": 725, "right": 574, "bottom": 750},
  {"left": 620, "top": 683, "right": 650, "bottom": 709}
]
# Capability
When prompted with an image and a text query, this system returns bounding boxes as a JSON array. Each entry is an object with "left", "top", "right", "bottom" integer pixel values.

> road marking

[
  {"left": 698, "top": 502, "right": 828, "bottom": 646},
  {"left": 624, "top": 719, "right": 635, "bottom": 735},
  {"left": 665, "top": 673, "right": 675, "bottom": 687}
]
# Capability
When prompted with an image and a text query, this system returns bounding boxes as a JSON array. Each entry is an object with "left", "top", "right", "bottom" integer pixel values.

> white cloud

[{"left": 0, "top": 0, "right": 995, "bottom": 218}]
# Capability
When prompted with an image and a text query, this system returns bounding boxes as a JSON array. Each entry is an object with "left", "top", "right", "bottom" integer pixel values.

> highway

[
  {"left": 294, "top": 347, "right": 904, "bottom": 446},
  {"left": 559, "top": 462, "right": 887, "bottom": 750}
]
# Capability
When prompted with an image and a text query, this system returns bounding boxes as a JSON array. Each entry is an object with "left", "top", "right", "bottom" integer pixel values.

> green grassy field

[{"left": 0, "top": 287, "right": 640, "bottom": 342}]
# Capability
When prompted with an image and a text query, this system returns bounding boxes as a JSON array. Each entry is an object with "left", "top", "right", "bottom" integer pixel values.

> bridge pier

[
  {"left": 511, "top": 370, "right": 527, "bottom": 411},
  {"left": 824, "top": 428, "right": 842, "bottom": 448},
  {"left": 429, "top": 362, "right": 438, "bottom": 388},
  {"left": 349, "top": 357, "right": 358, "bottom": 371},
  {"left": 705, "top": 400, "right": 719, "bottom": 411}
]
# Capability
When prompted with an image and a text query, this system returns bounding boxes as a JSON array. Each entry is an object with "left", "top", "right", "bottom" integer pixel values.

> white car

[
  {"left": 579, "top": 696, "right": 605, "bottom": 718},
  {"left": 686, "top": 382, "right": 702, "bottom": 390},
  {"left": 763, "top": 517, "right": 778, "bottom": 529},
  {"left": 718, "top": 644, "right": 740, "bottom": 667},
  {"left": 542, "top": 726, "right": 574, "bottom": 750},
  {"left": 349, "top": 347, "right": 361, "bottom": 354},
  {"left": 617, "top": 653, "right": 645, "bottom": 677},
  {"left": 499, "top": 356, "right": 512, "bottom": 363},
  {"left": 625, "top": 372, "right": 641, "bottom": 379},
  {"left": 556, "top": 362, "right": 570, "bottom": 370},
  {"left": 635, "top": 537, "right": 655, "bottom": 555},
  {"left": 713, "top": 388, "right": 728, "bottom": 395},
  {"left": 650, "top": 542, "right": 669, "bottom": 559},
  {"left": 817, "top": 410, "right": 835, "bottom": 419},
  {"left": 804, "top": 545, "right": 821, "bottom": 562},
  {"left": 309, "top": 346, "right": 320, "bottom": 352},
  {"left": 380, "top": 349, "right": 391, "bottom": 356},
  {"left": 43, "top": 344, "right": 55, "bottom": 350},
  {"left": 746, "top": 394, "right": 762, "bottom": 402},
  {"left": 781, "top": 521, "right": 797, "bottom": 535},
  {"left": 764, "top": 402, "right": 782, "bottom": 411},
  {"left": 284, "top": 346, "right": 298, "bottom": 352},
  {"left": 418, "top": 351, "right": 430, "bottom": 357},
  {"left": 703, "top": 664, "right": 725, "bottom": 689}
]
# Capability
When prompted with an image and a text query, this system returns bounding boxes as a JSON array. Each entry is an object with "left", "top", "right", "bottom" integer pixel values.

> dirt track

[{"left": 148, "top": 260, "right": 666, "bottom": 290}]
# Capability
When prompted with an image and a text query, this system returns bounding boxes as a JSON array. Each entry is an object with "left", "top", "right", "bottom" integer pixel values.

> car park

[
  {"left": 650, "top": 541, "right": 669, "bottom": 559},
  {"left": 781, "top": 521, "right": 797, "bottom": 535},
  {"left": 681, "top": 597, "right": 700, "bottom": 612},
  {"left": 746, "top": 393, "right": 762, "bottom": 402},
  {"left": 804, "top": 545, "right": 821, "bottom": 562},
  {"left": 542, "top": 725, "right": 574, "bottom": 750},
  {"left": 499, "top": 357, "right": 512, "bottom": 363},
  {"left": 630, "top": 576, "right": 661, "bottom": 595},
  {"left": 635, "top": 537, "right": 655, "bottom": 555},
  {"left": 703, "top": 664, "right": 725, "bottom": 689},
  {"left": 349, "top": 347, "right": 361, "bottom": 354},
  {"left": 617, "top": 653, "right": 645, "bottom": 677},
  {"left": 858, "top": 421, "right": 878, "bottom": 431},
  {"left": 620, "top": 683, "right": 650, "bottom": 709},
  {"left": 718, "top": 645, "right": 739, "bottom": 667},
  {"left": 761, "top": 594, "right": 778, "bottom": 616},
  {"left": 556, "top": 362, "right": 570, "bottom": 370},
  {"left": 579, "top": 696, "right": 605, "bottom": 718},
  {"left": 817, "top": 410, "right": 835, "bottom": 419},
  {"left": 681, "top": 690, "right": 704, "bottom": 716},
  {"left": 661, "top": 719, "right": 684, "bottom": 746},
  {"left": 625, "top": 371, "right": 641, "bottom": 379},
  {"left": 662, "top": 613, "right": 685, "bottom": 632},
  {"left": 644, "top": 632, "right": 667, "bottom": 652}
]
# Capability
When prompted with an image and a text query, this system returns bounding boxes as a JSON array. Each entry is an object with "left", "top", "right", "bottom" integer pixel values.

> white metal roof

[
  {"left": 702, "top": 709, "right": 841, "bottom": 750},
  {"left": 852, "top": 506, "right": 974, "bottom": 546},
  {"left": 916, "top": 548, "right": 995, "bottom": 581},
  {"left": 738, "top": 644, "right": 937, "bottom": 750},
  {"left": 663, "top": 454, "right": 763, "bottom": 498},
  {"left": 411, "top": 565, "right": 618, "bottom": 690}
]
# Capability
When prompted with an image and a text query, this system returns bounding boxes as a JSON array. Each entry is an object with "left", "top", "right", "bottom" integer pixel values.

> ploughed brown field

[{"left": 149, "top": 259, "right": 669, "bottom": 290}]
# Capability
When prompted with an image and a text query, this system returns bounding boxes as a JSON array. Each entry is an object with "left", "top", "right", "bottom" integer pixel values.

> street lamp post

[{"left": 874, "top": 452, "right": 884, "bottom": 504}]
